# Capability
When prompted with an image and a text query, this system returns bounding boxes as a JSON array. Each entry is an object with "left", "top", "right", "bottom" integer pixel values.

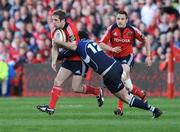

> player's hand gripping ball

[{"left": 53, "top": 29, "right": 66, "bottom": 48}]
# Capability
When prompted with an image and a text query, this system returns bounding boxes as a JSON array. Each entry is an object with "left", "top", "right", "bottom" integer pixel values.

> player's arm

[
  {"left": 133, "top": 26, "right": 152, "bottom": 66},
  {"left": 51, "top": 41, "right": 59, "bottom": 72},
  {"left": 144, "top": 37, "right": 152, "bottom": 67},
  {"left": 99, "top": 26, "right": 112, "bottom": 51},
  {"left": 99, "top": 42, "right": 121, "bottom": 53},
  {"left": 53, "top": 38, "right": 77, "bottom": 51},
  {"left": 52, "top": 29, "right": 78, "bottom": 59},
  {"left": 144, "top": 37, "right": 151, "bottom": 58},
  {"left": 57, "top": 29, "right": 78, "bottom": 60},
  {"left": 99, "top": 42, "right": 113, "bottom": 51}
]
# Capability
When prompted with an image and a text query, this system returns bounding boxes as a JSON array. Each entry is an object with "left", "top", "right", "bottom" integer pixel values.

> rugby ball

[{"left": 53, "top": 29, "right": 66, "bottom": 42}]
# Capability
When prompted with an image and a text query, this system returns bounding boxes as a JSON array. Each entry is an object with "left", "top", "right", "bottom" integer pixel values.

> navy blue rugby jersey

[{"left": 76, "top": 39, "right": 116, "bottom": 75}]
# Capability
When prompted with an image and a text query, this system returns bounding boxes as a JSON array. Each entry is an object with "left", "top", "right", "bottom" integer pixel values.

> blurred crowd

[
  {"left": 0, "top": 0, "right": 180, "bottom": 95},
  {"left": 0, "top": 0, "right": 180, "bottom": 64}
]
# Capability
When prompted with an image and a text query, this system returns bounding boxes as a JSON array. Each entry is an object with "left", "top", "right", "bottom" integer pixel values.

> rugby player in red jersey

[
  {"left": 99, "top": 11, "right": 152, "bottom": 116},
  {"left": 37, "top": 9, "right": 103, "bottom": 115}
]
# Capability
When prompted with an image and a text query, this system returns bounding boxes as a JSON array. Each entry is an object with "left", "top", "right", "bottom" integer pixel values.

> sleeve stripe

[
  {"left": 67, "top": 26, "right": 74, "bottom": 37},
  {"left": 66, "top": 23, "right": 79, "bottom": 44},
  {"left": 60, "top": 29, "right": 66, "bottom": 42}
]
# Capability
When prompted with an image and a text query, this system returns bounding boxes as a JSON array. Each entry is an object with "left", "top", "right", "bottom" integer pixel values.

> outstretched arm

[
  {"left": 99, "top": 42, "right": 112, "bottom": 51},
  {"left": 144, "top": 37, "right": 152, "bottom": 67},
  {"left": 99, "top": 42, "right": 122, "bottom": 53}
]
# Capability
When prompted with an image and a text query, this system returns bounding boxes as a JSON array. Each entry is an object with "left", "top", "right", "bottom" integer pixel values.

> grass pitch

[{"left": 0, "top": 97, "right": 179, "bottom": 132}]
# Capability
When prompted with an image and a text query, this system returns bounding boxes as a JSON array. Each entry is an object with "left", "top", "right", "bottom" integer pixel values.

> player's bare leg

[
  {"left": 37, "top": 67, "right": 72, "bottom": 115},
  {"left": 114, "top": 65, "right": 147, "bottom": 116},
  {"left": 114, "top": 66, "right": 129, "bottom": 116},
  {"left": 54, "top": 67, "right": 72, "bottom": 86},
  {"left": 124, "top": 69, "right": 147, "bottom": 102}
]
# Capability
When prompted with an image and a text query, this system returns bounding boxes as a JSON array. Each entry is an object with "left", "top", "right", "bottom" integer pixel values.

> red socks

[
  {"left": 49, "top": 86, "right": 62, "bottom": 109},
  {"left": 83, "top": 85, "right": 100, "bottom": 96},
  {"left": 131, "top": 85, "right": 145, "bottom": 99},
  {"left": 48, "top": 85, "right": 100, "bottom": 109},
  {"left": 117, "top": 99, "right": 123, "bottom": 110}
]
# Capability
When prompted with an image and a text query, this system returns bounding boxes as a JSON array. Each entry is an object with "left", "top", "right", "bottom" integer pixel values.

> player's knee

[
  {"left": 121, "top": 71, "right": 127, "bottom": 82},
  {"left": 124, "top": 78, "right": 133, "bottom": 91},
  {"left": 118, "top": 88, "right": 129, "bottom": 103},
  {"left": 122, "top": 64, "right": 130, "bottom": 74},
  {"left": 54, "top": 78, "right": 63, "bottom": 86},
  {"left": 121, "top": 93, "right": 129, "bottom": 103},
  {"left": 72, "top": 86, "right": 83, "bottom": 93}
]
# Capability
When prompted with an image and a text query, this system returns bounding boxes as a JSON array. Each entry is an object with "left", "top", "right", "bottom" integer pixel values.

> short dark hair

[
  {"left": 117, "top": 10, "right": 128, "bottom": 18},
  {"left": 53, "top": 9, "right": 67, "bottom": 20},
  {"left": 78, "top": 31, "right": 89, "bottom": 40}
]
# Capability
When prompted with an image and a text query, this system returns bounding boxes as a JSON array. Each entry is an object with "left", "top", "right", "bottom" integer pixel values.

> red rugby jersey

[
  {"left": 100, "top": 23, "right": 145, "bottom": 58},
  {"left": 52, "top": 19, "right": 80, "bottom": 61}
]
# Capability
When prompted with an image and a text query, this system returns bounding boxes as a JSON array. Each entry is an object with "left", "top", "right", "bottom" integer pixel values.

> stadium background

[{"left": 0, "top": 0, "right": 180, "bottom": 97}]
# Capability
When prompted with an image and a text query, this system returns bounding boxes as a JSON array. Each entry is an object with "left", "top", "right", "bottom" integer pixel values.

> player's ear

[
  {"left": 61, "top": 19, "right": 66, "bottom": 23},
  {"left": 126, "top": 18, "right": 128, "bottom": 23}
]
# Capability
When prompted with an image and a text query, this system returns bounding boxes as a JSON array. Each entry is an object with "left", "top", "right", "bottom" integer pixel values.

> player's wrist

[{"left": 110, "top": 47, "right": 113, "bottom": 52}]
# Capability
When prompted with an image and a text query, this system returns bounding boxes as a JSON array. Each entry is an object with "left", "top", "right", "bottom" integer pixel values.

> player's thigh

[
  {"left": 55, "top": 60, "right": 81, "bottom": 85},
  {"left": 71, "top": 75, "right": 84, "bottom": 91},
  {"left": 122, "top": 64, "right": 130, "bottom": 78},
  {"left": 54, "top": 67, "right": 72, "bottom": 86},
  {"left": 70, "top": 61, "right": 88, "bottom": 91}
]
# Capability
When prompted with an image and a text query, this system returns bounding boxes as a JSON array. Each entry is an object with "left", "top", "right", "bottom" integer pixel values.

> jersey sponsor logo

[
  {"left": 69, "top": 35, "right": 76, "bottom": 41},
  {"left": 113, "top": 32, "right": 118, "bottom": 36},
  {"left": 127, "top": 32, "right": 132, "bottom": 36},
  {"left": 113, "top": 38, "right": 130, "bottom": 43}
]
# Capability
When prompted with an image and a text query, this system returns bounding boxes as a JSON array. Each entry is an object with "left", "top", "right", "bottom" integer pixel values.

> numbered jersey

[{"left": 76, "top": 39, "right": 116, "bottom": 76}]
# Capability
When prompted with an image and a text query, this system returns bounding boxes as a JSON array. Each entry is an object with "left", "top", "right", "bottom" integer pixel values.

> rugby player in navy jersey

[
  {"left": 52, "top": 31, "right": 162, "bottom": 118},
  {"left": 99, "top": 10, "right": 151, "bottom": 116}
]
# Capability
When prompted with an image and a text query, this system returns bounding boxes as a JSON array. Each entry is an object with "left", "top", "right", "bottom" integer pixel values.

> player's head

[
  {"left": 116, "top": 10, "right": 128, "bottom": 28},
  {"left": 52, "top": 9, "right": 66, "bottom": 29},
  {"left": 78, "top": 31, "right": 89, "bottom": 40}
]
